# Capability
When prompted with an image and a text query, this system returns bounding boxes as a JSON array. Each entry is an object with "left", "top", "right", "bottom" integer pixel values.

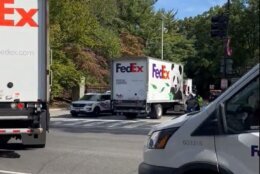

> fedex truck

[
  {"left": 0, "top": 0, "right": 49, "bottom": 147},
  {"left": 111, "top": 57, "right": 186, "bottom": 119}
]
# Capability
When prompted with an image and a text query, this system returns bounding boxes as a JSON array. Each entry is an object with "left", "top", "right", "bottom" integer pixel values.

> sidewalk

[
  {"left": 49, "top": 108, "right": 69, "bottom": 111},
  {"left": 49, "top": 108, "right": 70, "bottom": 117}
]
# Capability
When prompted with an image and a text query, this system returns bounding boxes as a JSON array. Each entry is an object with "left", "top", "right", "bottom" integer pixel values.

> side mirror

[{"left": 219, "top": 103, "right": 228, "bottom": 133}]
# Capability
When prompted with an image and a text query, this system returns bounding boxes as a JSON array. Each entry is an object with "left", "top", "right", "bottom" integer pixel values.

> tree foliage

[{"left": 49, "top": 0, "right": 259, "bottom": 98}]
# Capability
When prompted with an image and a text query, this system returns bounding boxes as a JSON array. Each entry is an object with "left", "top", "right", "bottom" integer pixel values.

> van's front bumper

[{"left": 139, "top": 163, "right": 176, "bottom": 174}]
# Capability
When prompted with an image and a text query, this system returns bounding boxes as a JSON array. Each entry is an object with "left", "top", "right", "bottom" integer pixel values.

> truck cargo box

[
  {"left": 111, "top": 57, "right": 185, "bottom": 119},
  {"left": 0, "top": 0, "right": 49, "bottom": 147},
  {"left": 0, "top": 0, "right": 48, "bottom": 102}
]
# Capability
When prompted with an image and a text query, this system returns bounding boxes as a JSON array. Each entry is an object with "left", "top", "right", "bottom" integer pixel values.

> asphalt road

[{"left": 0, "top": 110, "right": 178, "bottom": 174}]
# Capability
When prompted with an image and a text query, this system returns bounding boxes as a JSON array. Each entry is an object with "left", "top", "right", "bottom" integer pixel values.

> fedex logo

[
  {"left": 152, "top": 64, "right": 170, "bottom": 79},
  {"left": 0, "top": 0, "right": 38, "bottom": 27},
  {"left": 116, "top": 63, "right": 143, "bottom": 73},
  {"left": 251, "top": 145, "right": 259, "bottom": 157}
]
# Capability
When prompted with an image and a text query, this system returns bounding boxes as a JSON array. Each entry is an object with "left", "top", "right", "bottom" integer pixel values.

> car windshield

[{"left": 80, "top": 94, "right": 100, "bottom": 101}]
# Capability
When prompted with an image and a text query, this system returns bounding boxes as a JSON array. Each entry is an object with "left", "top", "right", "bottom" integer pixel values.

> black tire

[
  {"left": 162, "top": 108, "right": 168, "bottom": 115},
  {"left": 150, "top": 104, "right": 162, "bottom": 119},
  {"left": 25, "top": 144, "right": 45, "bottom": 148},
  {"left": 0, "top": 136, "right": 10, "bottom": 146},
  {"left": 32, "top": 144, "right": 46, "bottom": 148},
  {"left": 93, "top": 107, "right": 100, "bottom": 116},
  {"left": 124, "top": 113, "right": 137, "bottom": 119},
  {"left": 184, "top": 170, "right": 218, "bottom": 174},
  {"left": 71, "top": 112, "right": 78, "bottom": 117}
]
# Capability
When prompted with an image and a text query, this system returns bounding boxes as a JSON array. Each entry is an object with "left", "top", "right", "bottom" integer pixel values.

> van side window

[{"left": 225, "top": 77, "right": 259, "bottom": 132}]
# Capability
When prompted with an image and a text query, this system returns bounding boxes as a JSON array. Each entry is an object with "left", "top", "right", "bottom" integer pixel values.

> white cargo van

[
  {"left": 139, "top": 64, "right": 259, "bottom": 174},
  {"left": 111, "top": 57, "right": 186, "bottom": 119}
]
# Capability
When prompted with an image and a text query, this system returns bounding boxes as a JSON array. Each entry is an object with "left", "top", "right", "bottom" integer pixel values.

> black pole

[
  {"left": 222, "top": 0, "right": 231, "bottom": 90},
  {"left": 224, "top": 0, "right": 231, "bottom": 78}
]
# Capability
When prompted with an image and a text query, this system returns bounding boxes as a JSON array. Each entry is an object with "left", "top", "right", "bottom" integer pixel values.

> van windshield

[{"left": 80, "top": 95, "right": 101, "bottom": 101}]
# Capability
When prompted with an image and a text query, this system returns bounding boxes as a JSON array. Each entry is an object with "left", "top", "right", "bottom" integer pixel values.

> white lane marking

[
  {"left": 107, "top": 121, "right": 132, "bottom": 128},
  {"left": 50, "top": 118, "right": 160, "bottom": 128},
  {"left": 106, "top": 122, "right": 122, "bottom": 128},
  {"left": 51, "top": 118, "right": 117, "bottom": 122},
  {"left": 0, "top": 170, "right": 31, "bottom": 174},
  {"left": 60, "top": 120, "right": 92, "bottom": 126},
  {"left": 122, "top": 122, "right": 148, "bottom": 128},
  {"left": 81, "top": 121, "right": 109, "bottom": 127}
]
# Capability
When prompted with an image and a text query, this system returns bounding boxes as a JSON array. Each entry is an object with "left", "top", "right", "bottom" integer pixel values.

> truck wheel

[
  {"left": 162, "top": 108, "right": 168, "bottom": 115},
  {"left": 93, "top": 107, "right": 100, "bottom": 116},
  {"left": 71, "top": 112, "right": 78, "bottom": 117},
  {"left": 124, "top": 113, "right": 137, "bottom": 119},
  {"left": 30, "top": 144, "right": 45, "bottom": 148},
  {"left": 0, "top": 136, "right": 10, "bottom": 146},
  {"left": 150, "top": 104, "right": 162, "bottom": 119}
]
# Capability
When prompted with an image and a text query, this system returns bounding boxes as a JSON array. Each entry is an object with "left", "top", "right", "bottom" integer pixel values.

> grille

[{"left": 72, "top": 104, "right": 86, "bottom": 107}]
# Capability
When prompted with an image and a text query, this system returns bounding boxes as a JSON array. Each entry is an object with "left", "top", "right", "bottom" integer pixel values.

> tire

[
  {"left": 93, "top": 107, "right": 100, "bottom": 116},
  {"left": 31, "top": 144, "right": 46, "bottom": 148},
  {"left": 124, "top": 113, "right": 137, "bottom": 119},
  {"left": 162, "top": 108, "right": 168, "bottom": 115},
  {"left": 0, "top": 136, "right": 11, "bottom": 146},
  {"left": 184, "top": 170, "right": 218, "bottom": 174},
  {"left": 71, "top": 112, "right": 78, "bottom": 117},
  {"left": 150, "top": 104, "right": 162, "bottom": 119}
]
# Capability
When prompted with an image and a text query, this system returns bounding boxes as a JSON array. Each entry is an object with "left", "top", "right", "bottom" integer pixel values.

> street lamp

[{"left": 161, "top": 14, "right": 166, "bottom": 60}]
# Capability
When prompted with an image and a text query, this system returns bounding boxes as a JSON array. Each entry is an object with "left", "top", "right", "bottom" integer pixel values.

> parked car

[{"left": 70, "top": 92, "right": 111, "bottom": 117}]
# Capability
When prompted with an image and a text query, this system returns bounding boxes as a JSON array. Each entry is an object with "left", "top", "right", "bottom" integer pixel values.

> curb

[{"left": 49, "top": 108, "right": 69, "bottom": 111}]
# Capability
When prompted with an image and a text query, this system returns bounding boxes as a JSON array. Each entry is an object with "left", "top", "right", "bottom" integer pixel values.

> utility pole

[
  {"left": 161, "top": 14, "right": 166, "bottom": 60},
  {"left": 224, "top": 0, "right": 232, "bottom": 86},
  {"left": 211, "top": 0, "right": 232, "bottom": 90},
  {"left": 224, "top": 0, "right": 230, "bottom": 79}
]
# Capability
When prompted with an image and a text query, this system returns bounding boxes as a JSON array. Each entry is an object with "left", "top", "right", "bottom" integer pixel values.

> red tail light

[{"left": 17, "top": 103, "right": 24, "bottom": 110}]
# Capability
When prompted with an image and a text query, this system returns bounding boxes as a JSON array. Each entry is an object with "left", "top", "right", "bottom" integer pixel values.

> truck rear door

[
  {"left": 0, "top": 0, "right": 47, "bottom": 102},
  {"left": 112, "top": 59, "right": 147, "bottom": 101}
]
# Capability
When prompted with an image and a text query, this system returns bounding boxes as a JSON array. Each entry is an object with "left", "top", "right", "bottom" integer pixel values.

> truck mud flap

[
  {"left": 22, "top": 111, "right": 47, "bottom": 147},
  {"left": 21, "top": 131, "right": 46, "bottom": 147}
]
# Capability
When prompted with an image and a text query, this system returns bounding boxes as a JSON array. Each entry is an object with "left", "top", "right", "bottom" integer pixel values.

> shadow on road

[
  {"left": 51, "top": 126, "right": 151, "bottom": 136},
  {"left": 0, "top": 144, "right": 25, "bottom": 158},
  {"left": 0, "top": 143, "right": 41, "bottom": 153},
  {"left": 0, "top": 149, "right": 21, "bottom": 159}
]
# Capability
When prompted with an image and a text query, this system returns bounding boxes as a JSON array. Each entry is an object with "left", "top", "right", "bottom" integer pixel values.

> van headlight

[{"left": 147, "top": 127, "right": 179, "bottom": 149}]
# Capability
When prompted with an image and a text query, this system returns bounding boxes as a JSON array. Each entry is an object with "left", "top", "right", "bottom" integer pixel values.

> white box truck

[
  {"left": 111, "top": 57, "right": 185, "bottom": 119},
  {"left": 0, "top": 0, "right": 49, "bottom": 147}
]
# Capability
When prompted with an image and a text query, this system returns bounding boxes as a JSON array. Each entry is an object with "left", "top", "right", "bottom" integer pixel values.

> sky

[{"left": 154, "top": 0, "right": 227, "bottom": 19}]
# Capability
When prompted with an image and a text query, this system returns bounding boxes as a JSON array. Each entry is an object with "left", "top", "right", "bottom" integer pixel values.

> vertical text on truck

[
  {"left": 0, "top": 0, "right": 50, "bottom": 147},
  {"left": 111, "top": 57, "right": 189, "bottom": 119}
]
